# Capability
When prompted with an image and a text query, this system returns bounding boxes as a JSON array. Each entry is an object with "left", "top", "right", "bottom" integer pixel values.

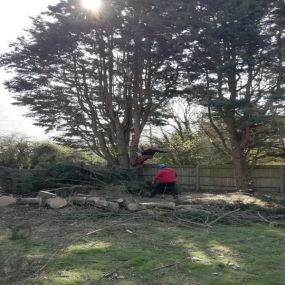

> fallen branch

[
  {"left": 46, "top": 185, "right": 95, "bottom": 193},
  {"left": 173, "top": 215, "right": 208, "bottom": 228},
  {"left": 257, "top": 211, "right": 272, "bottom": 224},
  {"left": 207, "top": 208, "right": 240, "bottom": 226},
  {"left": 86, "top": 216, "right": 141, "bottom": 236}
]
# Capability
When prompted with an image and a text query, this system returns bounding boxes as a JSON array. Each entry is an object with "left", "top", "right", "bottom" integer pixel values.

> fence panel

[{"left": 140, "top": 164, "right": 284, "bottom": 193}]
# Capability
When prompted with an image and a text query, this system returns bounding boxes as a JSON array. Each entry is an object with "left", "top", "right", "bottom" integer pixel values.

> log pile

[
  {"left": 0, "top": 191, "right": 209, "bottom": 214},
  {"left": 2, "top": 191, "right": 283, "bottom": 227}
]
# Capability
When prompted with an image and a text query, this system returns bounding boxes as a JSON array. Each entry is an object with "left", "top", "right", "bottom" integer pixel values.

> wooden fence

[{"left": 140, "top": 165, "right": 285, "bottom": 193}]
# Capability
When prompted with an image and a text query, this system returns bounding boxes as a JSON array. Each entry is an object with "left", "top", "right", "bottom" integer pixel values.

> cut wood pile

[
  {"left": 0, "top": 191, "right": 207, "bottom": 215},
  {"left": 2, "top": 190, "right": 285, "bottom": 228}
]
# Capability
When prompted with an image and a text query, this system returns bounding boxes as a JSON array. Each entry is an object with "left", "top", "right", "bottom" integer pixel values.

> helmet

[{"left": 157, "top": 163, "right": 167, "bottom": 169}]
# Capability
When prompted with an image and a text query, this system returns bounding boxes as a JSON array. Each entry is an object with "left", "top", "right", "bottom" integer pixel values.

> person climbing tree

[{"left": 132, "top": 146, "right": 168, "bottom": 167}]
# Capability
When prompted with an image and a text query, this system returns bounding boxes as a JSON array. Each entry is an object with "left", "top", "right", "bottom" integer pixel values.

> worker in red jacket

[{"left": 150, "top": 163, "right": 178, "bottom": 198}]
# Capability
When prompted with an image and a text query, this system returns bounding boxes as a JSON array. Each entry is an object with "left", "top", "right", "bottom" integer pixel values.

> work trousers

[{"left": 150, "top": 181, "right": 178, "bottom": 197}]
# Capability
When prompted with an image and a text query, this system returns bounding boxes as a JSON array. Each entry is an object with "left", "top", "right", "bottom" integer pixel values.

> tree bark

[{"left": 231, "top": 145, "right": 251, "bottom": 192}]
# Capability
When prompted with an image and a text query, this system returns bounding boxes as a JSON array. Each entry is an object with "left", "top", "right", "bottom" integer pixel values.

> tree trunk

[
  {"left": 129, "top": 134, "right": 140, "bottom": 166},
  {"left": 232, "top": 148, "right": 251, "bottom": 192},
  {"left": 117, "top": 139, "right": 130, "bottom": 169}
]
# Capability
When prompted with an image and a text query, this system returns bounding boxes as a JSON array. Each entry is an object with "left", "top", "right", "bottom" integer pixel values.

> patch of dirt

[
  {"left": 91, "top": 184, "right": 284, "bottom": 208},
  {"left": 181, "top": 192, "right": 272, "bottom": 207}
]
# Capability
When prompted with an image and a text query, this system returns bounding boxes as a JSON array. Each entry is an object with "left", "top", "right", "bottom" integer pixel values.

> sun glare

[{"left": 81, "top": 0, "right": 103, "bottom": 12}]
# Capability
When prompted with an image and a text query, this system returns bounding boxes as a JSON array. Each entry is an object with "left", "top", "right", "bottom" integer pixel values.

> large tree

[
  {"left": 182, "top": 0, "right": 285, "bottom": 191},
  {"left": 1, "top": 0, "right": 181, "bottom": 168}
]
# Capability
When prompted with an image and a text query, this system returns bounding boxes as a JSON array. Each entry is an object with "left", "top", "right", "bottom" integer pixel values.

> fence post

[
  {"left": 281, "top": 165, "right": 284, "bottom": 194},
  {"left": 195, "top": 165, "right": 200, "bottom": 191}
]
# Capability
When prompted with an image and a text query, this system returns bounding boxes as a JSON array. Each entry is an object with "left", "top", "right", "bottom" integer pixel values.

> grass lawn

[{"left": 1, "top": 204, "right": 285, "bottom": 285}]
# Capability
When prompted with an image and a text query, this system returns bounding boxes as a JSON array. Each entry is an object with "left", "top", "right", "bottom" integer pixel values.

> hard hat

[{"left": 157, "top": 163, "right": 167, "bottom": 169}]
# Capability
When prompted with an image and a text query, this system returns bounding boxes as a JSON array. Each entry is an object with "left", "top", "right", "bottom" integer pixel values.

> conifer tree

[
  {"left": 181, "top": 0, "right": 284, "bottom": 191},
  {"left": 1, "top": 0, "right": 180, "bottom": 168}
]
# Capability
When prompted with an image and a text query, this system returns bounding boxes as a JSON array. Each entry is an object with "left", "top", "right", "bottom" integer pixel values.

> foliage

[
  {"left": 151, "top": 102, "right": 230, "bottom": 166},
  {"left": 102, "top": 167, "right": 147, "bottom": 194},
  {"left": 30, "top": 142, "right": 105, "bottom": 169},
  {"left": 0, "top": 136, "right": 105, "bottom": 170},
  {"left": 0, "top": 0, "right": 183, "bottom": 167},
  {"left": 179, "top": 0, "right": 285, "bottom": 190},
  {"left": 0, "top": 136, "right": 110, "bottom": 195},
  {"left": 154, "top": 128, "right": 230, "bottom": 167},
  {"left": 0, "top": 143, "right": 144, "bottom": 195},
  {"left": 0, "top": 136, "right": 33, "bottom": 169}
]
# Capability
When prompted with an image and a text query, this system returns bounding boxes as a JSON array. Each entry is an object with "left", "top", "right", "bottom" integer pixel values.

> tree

[
  {"left": 0, "top": 136, "right": 32, "bottom": 169},
  {"left": 1, "top": 0, "right": 181, "bottom": 168},
  {"left": 152, "top": 102, "right": 230, "bottom": 166},
  {"left": 181, "top": 0, "right": 285, "bottom": 191}
]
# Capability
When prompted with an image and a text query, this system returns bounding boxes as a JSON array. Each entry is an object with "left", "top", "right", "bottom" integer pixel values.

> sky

[{"left": 0, "top": 0, "right": 59, "bottom": 139}]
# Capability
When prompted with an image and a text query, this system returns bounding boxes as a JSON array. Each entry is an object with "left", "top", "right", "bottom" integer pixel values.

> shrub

[{"left": 0, "top": 136, "right": 32, "bottom": 169}]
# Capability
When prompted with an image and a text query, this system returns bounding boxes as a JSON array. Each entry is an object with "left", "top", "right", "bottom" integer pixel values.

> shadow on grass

[
  {"left": 32, "top": 223, "right": 285, "bottom": 285},
  {"left": 1, "top": 205, "right": 285, "bottom": 285}
]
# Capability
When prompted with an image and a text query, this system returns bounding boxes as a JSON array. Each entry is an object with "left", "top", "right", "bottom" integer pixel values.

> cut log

[
  {"left": 122, "top": 198, "right": 142, "bottom": 212},
  {"left": 0, "top": 196, "right": 17, "bottom": 207},
  {"left": 116, "top": 198, "right": 125, "bottom": 206},
  {"left": 139, "top": 202, "right": 176, "bottom": 210},
  {"left": 93, "top": 200, "right": 109, "bottom": 209},
  {"left": 107, "top": 202, "right": 120, "bottom": 212},
  {"left": 46, "top": 197, "right": 68, "bottom": 209},
  {"left": 16, "top": 197, "right": 43, "bottom": 206},
  {"left": 126, "top": 203, "right": 141, "bottom": 212},
  {"left": 69, "top": 196, "right": 88, "bottom": 206},
  {"left": 86, "top": 197, "right": 101, "bottom": 205},
  {"left": 37, "top": 191, "right": 56, "bottom": 200}
]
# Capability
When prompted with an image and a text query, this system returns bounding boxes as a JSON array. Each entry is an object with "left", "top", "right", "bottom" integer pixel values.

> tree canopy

[
  {"left": 180, "top": 0, "right": 285, "bottom": 190},
  {"left": 1, "top": 0, "right": 182, "bottom": 167}
]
